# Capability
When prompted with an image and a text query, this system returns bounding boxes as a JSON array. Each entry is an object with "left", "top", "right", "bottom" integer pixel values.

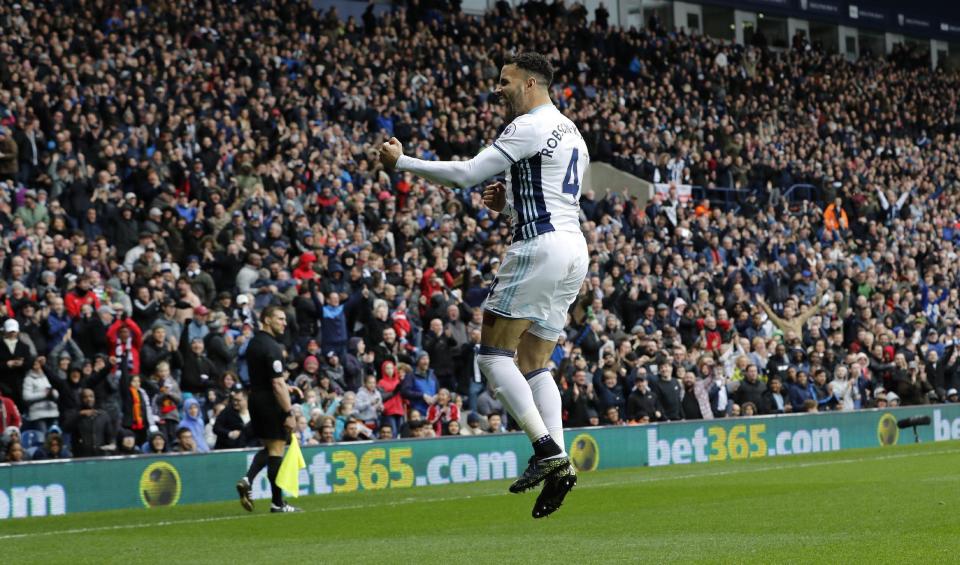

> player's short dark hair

[
  {"left": 510, "top": 52, "right": 553, "bottom": 86},
  {"left": 261, "top": 305, "right": 284, "bottom": 323}
]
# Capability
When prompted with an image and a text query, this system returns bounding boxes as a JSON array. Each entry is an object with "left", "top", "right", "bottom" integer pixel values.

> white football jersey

[{"left": 491, "top": 104, "right": 589, "bottom": 242}]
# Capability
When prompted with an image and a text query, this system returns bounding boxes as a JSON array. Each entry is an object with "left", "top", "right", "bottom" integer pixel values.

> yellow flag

[{"left": 276, "top": 433, "right": 306, "bottom": 497}]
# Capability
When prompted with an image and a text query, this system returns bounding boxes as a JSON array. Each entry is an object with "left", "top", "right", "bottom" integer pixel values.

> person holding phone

[{"left": 0, "top": 319, "right": 33, "bottom": 413}]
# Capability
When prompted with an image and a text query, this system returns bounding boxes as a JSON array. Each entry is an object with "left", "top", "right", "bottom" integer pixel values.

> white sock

[
  {"left": 477, "top": 347, "right": 549, "bottom": 442},
  {"left": 526, "top": 368, "right": 566, "bottom": 456}
]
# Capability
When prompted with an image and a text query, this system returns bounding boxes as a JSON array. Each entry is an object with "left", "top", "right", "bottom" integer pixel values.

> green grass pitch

[{"left": 4, "top": 441, "right": 959, "bottom": 564}]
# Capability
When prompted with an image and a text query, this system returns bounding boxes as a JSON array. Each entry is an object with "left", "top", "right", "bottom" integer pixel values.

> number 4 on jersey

[{"left": 562, "top": 148, "right": 580, "bottom": 196}]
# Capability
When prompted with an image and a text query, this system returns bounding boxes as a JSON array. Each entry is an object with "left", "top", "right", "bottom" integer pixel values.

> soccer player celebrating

[
  {"left": 380, "top": 52, "right": 588, "bottom": 518},
  {"left": 235, "top": 306, "right": 301, "bottom": 513}
]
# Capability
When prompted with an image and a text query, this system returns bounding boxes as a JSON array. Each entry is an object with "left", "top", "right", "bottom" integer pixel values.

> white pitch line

[
  {"left": 578, "top": 446, "right": 960, "bottom": 490},
  {"left": 1, "top": 446, "right": 956, "bottom": 541},
  {"left": 0, "top": 514, "right": 256, "bottom": 540},
  {"left": 0, "top": 495, "right": 490, "bottom": 541}
]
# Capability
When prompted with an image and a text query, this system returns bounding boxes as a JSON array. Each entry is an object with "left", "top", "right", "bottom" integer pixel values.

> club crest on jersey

[{"left": 501, "top": 123, "right": 516, "bottom": 138}]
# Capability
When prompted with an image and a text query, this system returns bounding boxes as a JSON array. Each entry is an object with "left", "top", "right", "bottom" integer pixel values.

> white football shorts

[{"left": 483, "top": 230, "right": 589, "bottom": 342}]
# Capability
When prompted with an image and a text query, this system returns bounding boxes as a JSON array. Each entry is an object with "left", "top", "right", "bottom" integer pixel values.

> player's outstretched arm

[{"left": 379, "top": 137, "right": 510, "bottom": 189}]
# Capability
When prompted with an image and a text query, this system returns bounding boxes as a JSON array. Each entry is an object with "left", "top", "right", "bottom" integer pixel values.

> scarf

[
  {"left": 715, "top": 380, "right": 728, "bottom": 412},
  {"left": 130, "top": 386, "right": 144, "bottom": 430},
  {"left": 159, "top": 379, "right": 177, "bottom": 416},
  {"left": 115, "top": 338, "right": 134, "bottom": 378},
  {"left": 323, "top": 304, "right": 344, "bottom": 319}
]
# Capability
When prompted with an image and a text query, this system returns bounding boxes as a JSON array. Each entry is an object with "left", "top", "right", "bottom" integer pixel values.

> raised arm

[
  {"left": 875, "top": 187, "right": 890, "bottom": 210},
  {"left": 796, "top": 291, "right": 826, "bottom": 327},
  {"left": 383, "top": 138, "right": 511, "bottom": 189},
  {"left": 756, "top": 296, "right": 790, "bottom": 333},
  {"left": 381, "top": 114, "right": 537, "bottom": 189}
]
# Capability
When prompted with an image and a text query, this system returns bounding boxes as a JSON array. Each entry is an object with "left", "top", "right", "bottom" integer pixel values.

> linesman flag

[{"left": 276, "top": 433, "right": 306, "bottom": 497}]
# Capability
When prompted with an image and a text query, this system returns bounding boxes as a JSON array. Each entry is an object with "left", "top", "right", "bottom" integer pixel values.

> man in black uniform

[{"left": 235, "top": 306, "right": 300, "bottom": 513}]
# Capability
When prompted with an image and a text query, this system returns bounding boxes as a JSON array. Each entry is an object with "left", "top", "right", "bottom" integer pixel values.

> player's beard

[{"left": 503, "top": 92, "right": 519, "bottom": 121}]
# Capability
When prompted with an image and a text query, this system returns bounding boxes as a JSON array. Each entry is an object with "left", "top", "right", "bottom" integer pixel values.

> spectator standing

[
  {"left": 378, "top": 360, "right": 405, "bottom": 438},
  {"left": 402, "top": 352, "right": 438, "bottom": 416},
  {"left": 177, "top": 398, "right": 210, "bottom": 453},
  {"left": 64, "top": 388, "right": 114, "bottom": 457},
  {"left": 214, "top": 386, "right": 254, "bottom": 449},
  {"left": 354, "top": 375, "right": 384, "bottom": 429},
  {"left": 0, "top": 387, "right": 22, "bottom": 434},
  {"left": 426, "top": 388, "right": 460, "bottom": 436},
  {"left": 0, "top": 318, "right": 32, "bottom": 411},
  {"left": 655, "top": 364, "right": 683, "bottom": 421},
  {"left": 21, "top": 355, "right": 59, "bottom": 433},
  {"left": 733, "top": 365, "right": 766, "bottom": 413}
]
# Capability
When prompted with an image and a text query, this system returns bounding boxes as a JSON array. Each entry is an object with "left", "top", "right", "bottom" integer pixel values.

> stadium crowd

[{"left": 1, "top": 0, "right": 960, "bottom": 463}]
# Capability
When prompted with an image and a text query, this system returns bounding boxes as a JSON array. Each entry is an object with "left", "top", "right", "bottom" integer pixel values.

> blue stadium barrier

[
  {"left": 783, "top": 184, "right": 822, "bottom": 205},
  {"left": 691, "top": 186, "right": 748, "bottom": 212}
]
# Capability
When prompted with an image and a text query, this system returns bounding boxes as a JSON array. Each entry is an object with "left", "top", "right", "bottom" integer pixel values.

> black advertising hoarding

[{"left": 698, "top": 0, "right": 958, "bottom": 41}]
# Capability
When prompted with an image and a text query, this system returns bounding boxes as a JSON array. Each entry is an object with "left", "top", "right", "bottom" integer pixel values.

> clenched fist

[
  {"left": 482, "top": 181, "right": 506, "bottom": 212},
  {"left": 379, "top": 137, "right": 403, "bottom": 170}
]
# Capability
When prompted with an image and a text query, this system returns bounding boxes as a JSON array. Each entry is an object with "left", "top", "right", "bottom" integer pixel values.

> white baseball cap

[
  {"left": 237, "top": 294, "right": 249, "bottom": 305},
  {"left": 3, "top": 319, "right": 19, "bottom": 333}
]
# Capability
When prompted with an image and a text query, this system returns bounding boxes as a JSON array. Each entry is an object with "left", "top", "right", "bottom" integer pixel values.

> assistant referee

[{"left": 235, "top": 306, "right": 301, "bottom": 513}]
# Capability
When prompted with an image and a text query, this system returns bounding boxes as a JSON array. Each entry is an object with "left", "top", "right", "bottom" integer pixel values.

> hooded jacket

[
  {"left": 378, "top": 361, "right": 405, "bottom": 417},
  {"left": 143, "top": 430, "right": 168, "bottom": 454},
  {"left": 177, "top": 398, "right": 210, "bottom": 452},
  {"left": 293, "top": 252, "right": 320, "bottom": 286},
  {"left": 107, "top": 318, "right": 143, "bottom": 376},
  {"left": 116, "top": 428, "right": 141, "bottom": 455}
]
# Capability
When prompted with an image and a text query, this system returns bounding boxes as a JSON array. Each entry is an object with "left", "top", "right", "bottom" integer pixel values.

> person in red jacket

[
  {"left": 0, "top": 388, "right": 21, "bottom": 434},
  {"left": 392, "top": 307, "right": 412, "bottom": 341},
  {"left": 823, "top": 197, "right": 849, "bottom": 239},
  {"left": 64, "top": 275, "right": 101, "bottom": 318},
  {"left": 426, "top": 388, "right": 460, "bottom": 436},
  {"left": 292, "top": 252, "right": 320, "bottom": 288},
  {"left": 421, "top": 256, "right": 454, "bottom": 301},
  {"left": 107, "top": 315, "right": 143, "bottom": 376},
  {"left": 377, "top": 360, "right": 405, "bottom": 438},
  {"left": 696, "top": 315, "right": 731, "bottom": 352},
  {"left": 4, "top": 282, "right": 34, "bottom": 318},
  {"left": 394, "top": 173, "right": 412, "bottom": 209}
]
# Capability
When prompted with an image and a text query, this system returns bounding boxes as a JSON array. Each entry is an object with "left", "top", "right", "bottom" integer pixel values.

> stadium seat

[{"left": 21, "top": 429, "right": 44, "bottom": 450}]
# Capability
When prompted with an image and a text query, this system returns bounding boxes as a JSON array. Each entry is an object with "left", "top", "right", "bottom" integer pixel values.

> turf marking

[{"left": 1, "top": 446, "right": 955, "bottom": 540}]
